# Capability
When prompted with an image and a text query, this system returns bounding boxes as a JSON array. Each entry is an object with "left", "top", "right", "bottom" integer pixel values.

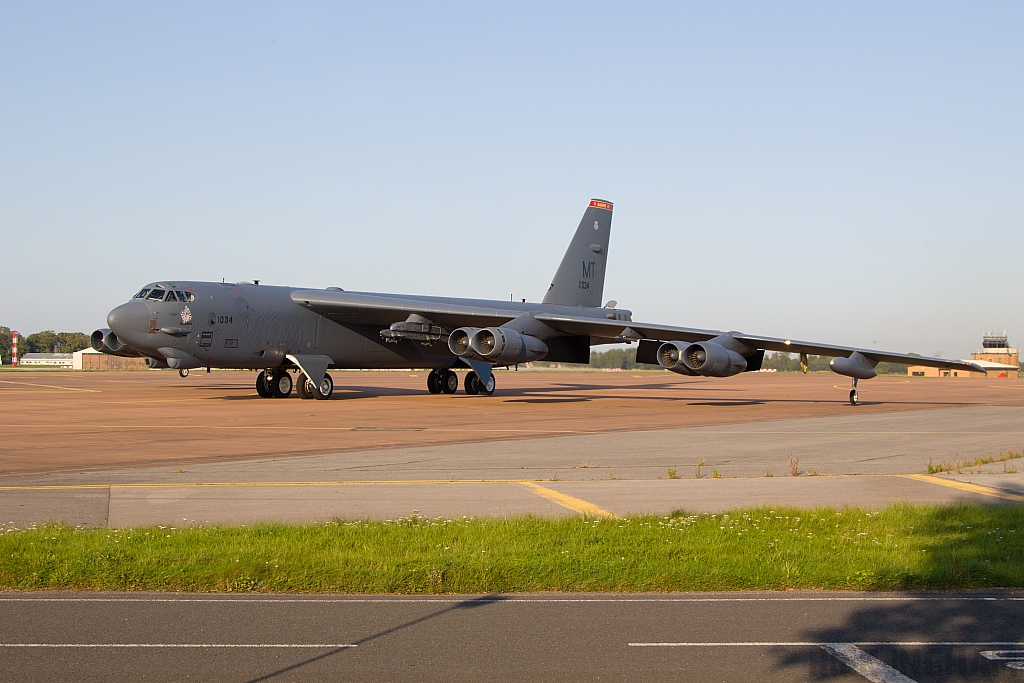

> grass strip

[{"left": 1, "top": 502, "right": 1022, "bottom": 593}]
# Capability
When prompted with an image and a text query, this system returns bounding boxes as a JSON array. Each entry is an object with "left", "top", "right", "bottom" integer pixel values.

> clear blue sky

[{"left": 2, "top": 2, "right": 1021, "bottom": 357}]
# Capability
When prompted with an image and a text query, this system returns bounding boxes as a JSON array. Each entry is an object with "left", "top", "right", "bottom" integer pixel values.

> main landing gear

[
  {"left": 464, "top": 370, "right": 495, "bottom": 396},
  {"left": 297, "top": 372, "right": 334, "bottom": 400},
  {"left": 849, "top": 377, "right": 859, "bottom": 406},
  {"left": 426, "top": 369, "right": 460, "bottom": 395},
  {"left": 426, "top": 369, "right": 495, "bottom": 395},
  {"left": 256, "top": 370, "right": 333, "bottom": 400}
]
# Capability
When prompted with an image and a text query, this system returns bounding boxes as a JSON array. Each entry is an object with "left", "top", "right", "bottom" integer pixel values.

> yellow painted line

[
  {"left": 0, "top": 380, "right": 100, "bottom": 393},
  {"left": 520, "top": 482, "right": 618, "bottom": 518},
  {"left": 900, "top": 474, "right": 1024, "bottom": 502},
  {"left": 0, "top": 479, "right": 559, "bottom": 492}
]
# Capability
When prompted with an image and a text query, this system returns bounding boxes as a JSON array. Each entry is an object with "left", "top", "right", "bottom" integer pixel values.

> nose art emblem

[{"left": 180, "top": 306, "right": 192, "bottom": 324}]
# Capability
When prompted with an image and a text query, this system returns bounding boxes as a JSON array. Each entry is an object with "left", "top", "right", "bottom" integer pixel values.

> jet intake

[
  {"left": 91, "top": 329, "right": 110, "bottom": 352},
  {"left": 658, "top": 340, "right": 747, "bottom": 377},
  {"left": 448, "top": 327, "right": 481, "bottom": 357},
  {"left": 91, "top": 329, "right": 142, "bottom": 357},
  {"left": 469, "top": 327, "right": 548, "bottom": 365},
  {"left": 829, "top": 352, "right": 877, "bottom": 380}
]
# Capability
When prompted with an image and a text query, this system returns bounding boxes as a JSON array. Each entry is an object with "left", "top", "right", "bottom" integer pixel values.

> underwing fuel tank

[{"left": 829, "top": 352, "right": 878, "bottom": 380}]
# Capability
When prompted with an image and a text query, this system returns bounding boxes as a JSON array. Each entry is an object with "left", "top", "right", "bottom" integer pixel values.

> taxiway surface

[{"left": 2, "top": 371, "right": 1023, "bottom": 526}]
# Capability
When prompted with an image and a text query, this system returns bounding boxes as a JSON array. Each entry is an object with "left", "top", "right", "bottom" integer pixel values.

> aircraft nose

[{"left": 107, "top": 301, "right": 150, "bottom": 341}]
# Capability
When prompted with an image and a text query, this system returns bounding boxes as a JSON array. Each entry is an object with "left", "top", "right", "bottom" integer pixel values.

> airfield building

[{"left": 908, "top": 332, "right": 1019, "bottom": 378}]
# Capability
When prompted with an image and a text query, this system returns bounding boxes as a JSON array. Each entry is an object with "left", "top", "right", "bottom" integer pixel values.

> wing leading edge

[{"left": 534, "top": 313, "right": 986, "bottom": 374}]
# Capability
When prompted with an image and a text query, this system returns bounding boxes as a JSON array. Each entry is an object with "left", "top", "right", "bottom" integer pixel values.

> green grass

[{"left": 2, "top": 502, "right": 1022, "bottom": 593}]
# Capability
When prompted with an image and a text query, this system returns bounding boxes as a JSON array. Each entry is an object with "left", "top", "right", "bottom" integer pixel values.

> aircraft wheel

[
  {"left": 441, "top": 370, "right": 459, "bottom": 394},
  {"left": 464, "top": 371, "right": 480, "bottom": 395},
  {"left": 313, "top": 373, "right": 334, "bottom": 400},
  {"left": 426, "top": 370, "right": 442, "bottom": 394},
  {"left": 178, "top": 369, "right": 189, "bottom": 378},
  {"left": 270, "top": 370, "right": 293, "bottom": 398},
  {"left": 296, "top": 374, "right": 313, "bottom": 399},
  {"left": 480, "top": 373, "right": 495, "bottom": 396},
  {"left": 256, "top": 371, "right": 272, "bottom": 398},
  {"left": 849, "top": 389, "right": 859, "bottom": 406}
]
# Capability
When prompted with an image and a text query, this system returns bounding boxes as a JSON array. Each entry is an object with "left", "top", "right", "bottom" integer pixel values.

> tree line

[{"left": 0, "top": 327, "right": 90, "bottom": 364}]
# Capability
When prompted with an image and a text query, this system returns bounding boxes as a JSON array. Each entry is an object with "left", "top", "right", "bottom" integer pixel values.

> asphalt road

[{"left": 1, "top": 592, "right": 1022, "bottom": 682}]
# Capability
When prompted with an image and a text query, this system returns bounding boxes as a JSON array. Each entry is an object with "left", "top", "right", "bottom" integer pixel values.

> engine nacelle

[
  {"left": 448, "top": 327, "right": 482, "bottom": 357},
  {"left": 470, "top": 327, "right": 549, "bottom": 365},
  {"left": 91, "top": 329, "right": 110, "bottom": 352},
  {"left": 91, "top": 329, "right": 142, "bottom": 357},
  {"left": 829, "top": 352, "right": 877, "bottom": 380},
  {"left": 659, "top": 341, "right": 747, "bottom": 377},
  {"left": 145, "top": 357, "right": 169, "bottom": 370}
]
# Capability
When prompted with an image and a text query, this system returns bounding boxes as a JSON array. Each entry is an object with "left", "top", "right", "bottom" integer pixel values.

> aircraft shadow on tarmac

[
  {"left": 243, "top": 595, "right": 508, "bottom": 683},
  {"left": 201, "top": 378, "right": 973, "bottom": 408}
]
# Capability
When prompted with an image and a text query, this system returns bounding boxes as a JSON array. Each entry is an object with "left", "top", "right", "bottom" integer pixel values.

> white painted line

[
  {"left": 0, "top": 596, "right": 1013, "bottom": 604},
  {"left": 629, "top": 642, "right": 1024, "bottom": 647},
  {"left": 821, "top": 643, "right": 917, "bottom": 683},
  {"left": 0, "top": 643, "right": 355, "bottom": 649}
]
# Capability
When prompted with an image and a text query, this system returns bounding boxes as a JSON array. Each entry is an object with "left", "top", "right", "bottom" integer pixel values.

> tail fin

[{"left": 541, "top": 199, "right": 613, "bottom": 308}]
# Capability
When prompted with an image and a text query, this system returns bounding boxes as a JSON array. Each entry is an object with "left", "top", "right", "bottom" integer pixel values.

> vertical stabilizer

[{"left": 541, "top": 199, "right": 613, "bottom": 308}]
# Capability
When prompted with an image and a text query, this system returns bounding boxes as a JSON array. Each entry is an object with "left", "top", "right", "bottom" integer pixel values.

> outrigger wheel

[
  {"left": 849, "top": 377, "right": 859, "bottom": 406},
  {"left": 178, "top": 369, "right": 189, "bottom": 378}
]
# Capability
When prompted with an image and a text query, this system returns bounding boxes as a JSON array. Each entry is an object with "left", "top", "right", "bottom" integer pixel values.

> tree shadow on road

[{"left": 773, "top": 502, "right": 1024, "bottom": 680}]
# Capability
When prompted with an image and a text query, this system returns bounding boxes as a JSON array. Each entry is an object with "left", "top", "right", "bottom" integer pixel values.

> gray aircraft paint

[
  {"left": 97, "top": 199, "right": 984, "bottom": 398},
  {"left": 542, "top": 199, "right": 612, "bottom": 308}
]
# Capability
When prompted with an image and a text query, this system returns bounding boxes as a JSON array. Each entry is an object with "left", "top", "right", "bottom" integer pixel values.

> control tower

[
  {"left": 972, "top": 332, "right": 1019, "bottom": 378},
  {"left": 908, "top": 332, "right": 1019, "bottom": 378}
]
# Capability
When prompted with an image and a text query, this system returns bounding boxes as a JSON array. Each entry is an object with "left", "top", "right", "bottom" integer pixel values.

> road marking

[
  {"left": 821, "top": 642, "right": 918, "bottom": 682},
  {"left": 629, "top": 642, "right": 1024, "bottom": 647},
  {"left": 900, "top": 474, "right": 1024, "bottom": 502},
  {"left": 0, "top": 380, "right": 100, "bottom": 393},
  {"left": 0, "top": 643, "right": 355, "bottom": 649},
  {"left": 520, "top": 482, "right": 618, "bottom": 518}
]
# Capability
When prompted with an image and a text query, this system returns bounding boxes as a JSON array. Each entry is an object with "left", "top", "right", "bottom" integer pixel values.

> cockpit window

[
  {"left": 146, "top": 289, "right": 165, "bottom": 301},
  {"left": 133, "top": 289, "right": 150, "bottom": 299},
  {"left": 165, "top": 291, "right": 179, "bottom": 302},
  {"left": 175, "top": 291, "right": 193, "bottom": 302}
]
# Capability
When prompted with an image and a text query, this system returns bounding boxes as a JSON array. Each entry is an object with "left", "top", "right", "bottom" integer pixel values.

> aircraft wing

[
  {"left": 290, "top": 290, "right": 521, "bottom": 328},
  {"left": 534, "top": 313, "right": 986, "bottom": 373}
]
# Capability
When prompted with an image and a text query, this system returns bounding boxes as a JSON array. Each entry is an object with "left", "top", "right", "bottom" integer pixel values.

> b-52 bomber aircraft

[{"left": 93, "top": 199, "right": 984, "bottom": 405}]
